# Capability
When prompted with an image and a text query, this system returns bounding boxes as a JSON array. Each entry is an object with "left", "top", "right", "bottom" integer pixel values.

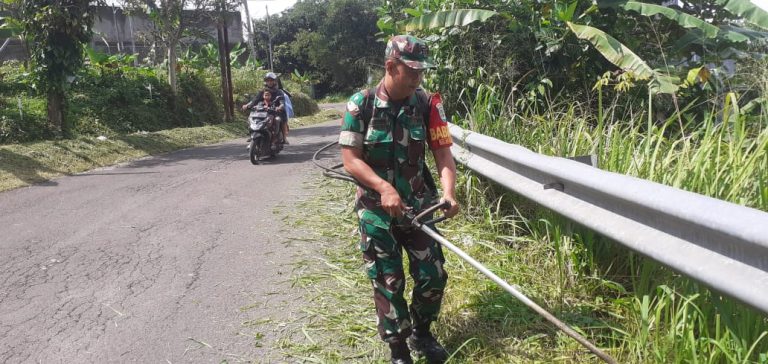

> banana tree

[
  {"left": 598, "top": 0, "right": 768, "bottom": 48},
  {"left": 398, "top": 9, "right": 498, "bottom": 32},
  {"left": 717, "top": 0, "right": 768, "bottom": 29},
  {"left": 377, "top": 8, "right": 498, "bottom": 36},
  {"left": 567, "top": 0, "right": 768, "bottom": 94},
  {"left": 567, "top": 21, "right": 679, "bottom": 94}
]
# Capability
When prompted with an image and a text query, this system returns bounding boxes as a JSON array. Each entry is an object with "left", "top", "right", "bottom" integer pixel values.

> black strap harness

[{"left": 360, "top": 87, "right": 438, "bottom": 194}]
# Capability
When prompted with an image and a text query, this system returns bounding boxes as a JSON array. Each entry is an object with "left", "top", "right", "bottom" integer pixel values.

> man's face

[
  {"left": 388, "top": 59, "right": 424, "bottom": 95},
  {"left": 265, "top": 78, "right": 277, "bottom": 88}
]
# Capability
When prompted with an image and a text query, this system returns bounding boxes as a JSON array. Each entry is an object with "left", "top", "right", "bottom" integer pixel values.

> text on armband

[{"left": 429, "top": 126, "right": 452, "bottom": 144}]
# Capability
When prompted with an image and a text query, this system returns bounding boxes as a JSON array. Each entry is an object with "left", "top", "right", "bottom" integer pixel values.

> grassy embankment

[{"left": 0, "top": 109, "right": 341, "bottom": 193}]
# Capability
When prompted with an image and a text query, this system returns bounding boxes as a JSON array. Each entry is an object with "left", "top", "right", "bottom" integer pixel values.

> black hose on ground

[{"left": 312, "top": 141, "right": 359, "bottom": 185}]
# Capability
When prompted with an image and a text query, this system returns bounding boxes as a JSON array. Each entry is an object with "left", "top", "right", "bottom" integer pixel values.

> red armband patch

[{"left": 427, "top": 92, "right": 452, "bottom": 149}]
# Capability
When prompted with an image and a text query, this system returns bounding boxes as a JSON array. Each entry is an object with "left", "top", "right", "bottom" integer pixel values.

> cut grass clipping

[
  {"left": 279, "top": 175, "right": 613, "bottom": 363},
  {"left": 279, "top": 161, "right": 768, "bottom": 363}
]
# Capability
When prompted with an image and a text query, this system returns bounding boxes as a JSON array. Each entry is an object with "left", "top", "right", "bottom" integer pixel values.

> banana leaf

[
  {"left": 717, "top": 0, "right": 768, "bottom": 29},
  {"left": 86, "top": 46, "right": 110, "bottom": 66},
  {"left": 671, "top": 30, "right": 710, "bottom": 52},
  {"left": 567, "top": 22, "right": 678, "bottom": 94},
  {"left": 672, "top": 24, "right": 767, "bottom": 53},
  {"left": 0, "top": 16, "right": 22, "bottom": 38},
  {"left": 598, "top": 0, "right": 719, "bottom": 38},
  {"left": 719, "top": 24, "right": 768, "bottom": 40},
  {"left": 400, "top": 10, "right": 498, "bottom": 32},
  {"left": 741, "top": 97, "right": 766, "bottom": 114}
]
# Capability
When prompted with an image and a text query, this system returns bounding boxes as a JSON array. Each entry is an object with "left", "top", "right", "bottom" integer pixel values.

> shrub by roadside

[
  {"left": 0, "top": 63, "right": 321, "bottom": 145},
  {"left": 290, "top": 91, "right": 320, "bottom": 117}
]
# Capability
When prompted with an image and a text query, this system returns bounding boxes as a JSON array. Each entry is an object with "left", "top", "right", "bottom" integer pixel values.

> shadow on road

[
  {"left": 0, "top": 149, "right": 61, "bottom": 187},
  {"left": 0, "top": 122, "right": 342, "bottom": 190},
  {"left": 110, "top": 122, "right": 342, "bottom": 169},
  {"left": 72, "top": 171, "right": 160, "bottom": 177},
  {"left": 249, "top": 140, "right": 338, "bottom": 166},
  {"left": 252, "top": 123, "right": 341, "bottom": 166}
]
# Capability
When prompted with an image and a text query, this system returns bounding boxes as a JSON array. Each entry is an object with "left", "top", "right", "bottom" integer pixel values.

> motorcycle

[{"left": 247, "top": 106, "right": 284, "bottom": 164}]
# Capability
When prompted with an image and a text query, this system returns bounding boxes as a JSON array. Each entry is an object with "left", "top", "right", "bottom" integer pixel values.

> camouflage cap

[{"left": 385, "top": 35, "right": 436, "bottom": 70}]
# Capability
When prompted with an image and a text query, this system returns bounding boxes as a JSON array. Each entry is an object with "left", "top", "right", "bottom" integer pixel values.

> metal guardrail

[{"left": 448, "top": 123, "right": 768, "bottom": 314}]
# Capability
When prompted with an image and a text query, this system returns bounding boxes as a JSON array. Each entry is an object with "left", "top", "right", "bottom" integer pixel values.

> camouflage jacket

[{"left": 339, "top": 83, "right": 436, "bottom": 223}]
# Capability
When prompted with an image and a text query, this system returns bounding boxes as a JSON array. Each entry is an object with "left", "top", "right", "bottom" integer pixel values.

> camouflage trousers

[{"left": 358, "top": 209, "right": 448, "bottom": 344}]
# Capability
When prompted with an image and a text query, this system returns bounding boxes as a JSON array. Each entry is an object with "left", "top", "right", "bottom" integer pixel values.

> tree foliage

[
  {"left": 119, "top": 0, "right": 239, "bottom": 93},
  {"left": 20, "top": 0, "right": 101, "bottom": 136},
  {"left": 250, "top": 0, "right": 380, "bottom": 96},
  {"left": 386, "top": 0, "right": 767, "bottom": 116}
]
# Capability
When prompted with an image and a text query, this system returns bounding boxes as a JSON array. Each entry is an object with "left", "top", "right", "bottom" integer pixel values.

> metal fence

[{"left": 447, "top": 123, "right": 768, "bottom": 314}]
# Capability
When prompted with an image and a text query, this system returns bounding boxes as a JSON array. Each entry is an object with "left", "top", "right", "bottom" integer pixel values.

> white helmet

[{"left": 264, "top": 72, "right": 278, "bottom": 80}]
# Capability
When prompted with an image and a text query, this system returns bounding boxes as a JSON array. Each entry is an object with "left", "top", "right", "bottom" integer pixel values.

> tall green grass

[
  {"left": 454, "top": 82, "right": 768, "bottom": 362},
  {"left": 461, "top": 82, "right": 768, "bottom": 212}
]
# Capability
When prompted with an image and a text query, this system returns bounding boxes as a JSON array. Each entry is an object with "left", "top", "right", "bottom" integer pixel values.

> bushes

[
  {"left": 0, "top": 95, "right": 51, "bottom": 143},
  {"left": 69, "top": 69, "right": 178, "bottom": 136},
  {"left": 227, "top": 67, "right": 319, "bottom": 116},
  {"left": 0, "top": 61, "right": 322, "bottom": 145},
  {"left": 177, "top": 72, "right": 222, "bottom": 125},
  {"left": 186, "top": 66, "right": 318, "bottom": 115},
  {"left": 290, "top": 91, "right": 319, "bottom": 117},
  {"left": 231, "top": 68, "right": 265, "bottom": 103},
  {"left": 1, "top": 65, "right": 229, "bottom": 144},
  {"left": 0, "top": 63, "right": 53, "bottom": 143}
]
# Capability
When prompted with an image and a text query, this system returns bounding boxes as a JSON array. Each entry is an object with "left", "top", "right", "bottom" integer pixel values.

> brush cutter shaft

[{"left": 416, "top": 224, "right": 617, "bottom": 364}]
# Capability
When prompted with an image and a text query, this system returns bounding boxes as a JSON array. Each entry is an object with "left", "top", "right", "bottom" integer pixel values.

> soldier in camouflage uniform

[{"left": 339, "top": 35, "right": 459, "bottom": 364}]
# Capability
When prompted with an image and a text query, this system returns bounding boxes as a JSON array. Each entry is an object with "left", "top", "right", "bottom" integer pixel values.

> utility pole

[
  {"left": 240, "top": 0, "right": 258, "bottom": 64},
  {"left": 266, "top": 4, "right": 273, "bottom": 71},
  {"left": 127, "top": 11, "right": 137, "bottom": 65},
  {"left": 217, "top": 0, "right": 234, "bottom": 122},
  {"left": 111, "top": 6, "right": 123, "bottom": 53}
]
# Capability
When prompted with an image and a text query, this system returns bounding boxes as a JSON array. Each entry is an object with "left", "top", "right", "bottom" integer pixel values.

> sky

[
  {"left": 753, "top": 0, "right": 768, "bottom": 11},
  {"left": 242, "top": 0, "right": 298, "bottom": 21}
]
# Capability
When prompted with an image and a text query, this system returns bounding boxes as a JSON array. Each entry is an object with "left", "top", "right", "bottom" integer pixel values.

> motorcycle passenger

[
  {"left": 251, "top": 89, "right": 283, "bottom": 147},
  {"left": 255, "top": 89, "right": 280, "bottom": 110},
  {"left": 241, "top": 72, "right": 290, "bottom": 144}
]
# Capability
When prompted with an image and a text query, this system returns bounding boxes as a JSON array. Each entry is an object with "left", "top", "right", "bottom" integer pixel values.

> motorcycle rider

[
  {"left": 242, "top": 72, "right": 290, "bottom": 144},
  {"left": 246, "top": 89, "right": 283, "bottom": 148}
]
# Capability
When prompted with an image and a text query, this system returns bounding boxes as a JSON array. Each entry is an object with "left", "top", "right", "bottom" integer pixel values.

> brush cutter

[{"left": 313, "top": 141, "right": 617, "bottom": 364}]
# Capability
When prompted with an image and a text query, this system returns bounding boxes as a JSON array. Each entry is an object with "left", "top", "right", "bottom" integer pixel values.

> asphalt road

[{"left": 0, "top": 120, "right": 343, "bottom": 363}]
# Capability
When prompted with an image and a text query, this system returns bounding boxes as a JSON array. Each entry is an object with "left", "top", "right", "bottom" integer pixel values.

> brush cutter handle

[{"left": 412, "top": 200, "right": 451, "bottom": 227}]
